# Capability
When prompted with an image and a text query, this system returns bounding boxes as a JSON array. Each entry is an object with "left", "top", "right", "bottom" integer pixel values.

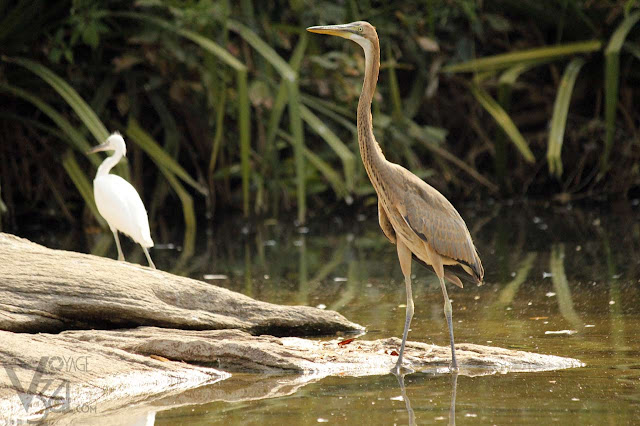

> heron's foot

[
  {"left": 449, "top": 359, "right": 459, "bottom": 373},
  {"left": 117, "top": 254, "right": 125, "bottom": 261}
]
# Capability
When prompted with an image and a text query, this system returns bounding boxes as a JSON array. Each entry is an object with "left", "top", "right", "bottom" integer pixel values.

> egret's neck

[
  {"left": 354, "top": 34, "right": 386, "bottom": 179},
  {"left": 96, "top": 148, "right": 123, "bottom": 178}
]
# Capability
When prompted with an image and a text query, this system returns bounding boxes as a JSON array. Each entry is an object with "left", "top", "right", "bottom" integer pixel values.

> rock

[
  {"left": 61, "top": 327, "right": 584, "bottom": 375},
  {"left": 0, "top": 330, "right": 228, "bottom": 424},
  {"left": 0, "top": 327, "right": 583, "bottom": 422},
  {"left": 0, "top": 233, "right": 362, "bottom": 336}
]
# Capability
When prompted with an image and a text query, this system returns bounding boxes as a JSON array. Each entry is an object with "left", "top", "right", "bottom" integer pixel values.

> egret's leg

[
  {"left": 142, "top": 247, "right": 156, "bottom": 269},
  {"left": 439, "top": 275, "right": 458, "bottom": 370},
  {"left": 394, "top": 239, "right": 414, "bottom": 373},
  {"left": 112, "top": 230, "right": 124, "bottom": 261}
]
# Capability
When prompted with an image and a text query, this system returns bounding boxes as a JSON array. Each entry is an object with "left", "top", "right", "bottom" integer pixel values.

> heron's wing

[
  {"left": 378, "top": 199, "right": 396, "bottom": 244},
  {"left": 389, "top": 166, "right": 483, "bottom": 282}
]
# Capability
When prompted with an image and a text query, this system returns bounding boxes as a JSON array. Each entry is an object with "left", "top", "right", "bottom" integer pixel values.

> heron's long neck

[
  {"left": 356, "top": 35, "right": 386, "bottom": 182},
  {"left": 96, "top": 150, "right": 123, "bottom": 178}
]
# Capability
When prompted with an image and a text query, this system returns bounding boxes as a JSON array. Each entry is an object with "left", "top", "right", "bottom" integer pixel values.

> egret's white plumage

[{"left": 88, "top": 132, "right": 155, "bottom": 268}]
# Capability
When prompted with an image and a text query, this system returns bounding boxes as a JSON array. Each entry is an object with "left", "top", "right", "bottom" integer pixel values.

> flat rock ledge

[
  {"left": 63, "top": 327, "right": 585, "bottom": 376},
  {"left": 0, "top": 233, "right": 362, "bottom": 336}
]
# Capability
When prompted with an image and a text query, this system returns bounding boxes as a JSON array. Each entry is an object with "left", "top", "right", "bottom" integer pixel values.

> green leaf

[
  {"left": 109, "top": 12, "right": 245, "bottom": 71},
  {"left": 0, "top": 82, "right": 101, "bottom": 167},
  {"left": 125, "top": 123, "right": 196, "bottom": 256},
  {"left": 547, "top": 58, "right": 585, "bottom": 177},
  {"left": 158, "top": 165, "right": 196, "bottom": 259},
  {"left": 126, "top": 118, "right": 207, "bottom": 195},
  {"left": 443, "top": 40, "right": 601, "bottom": 73},
  {"left": 287, "top": 80, "right": 306, "bottom": 223},
  {"left": 62, "top": 151, "right": 106, "bottom": 227},
  {"left": 5, "top": 57, "right": 109, "bottom": 144},
  {"left": 107, "top": 12, "right": 251, "bottom": 211},
  {"left": 300, "top": 105, "right": 356, "bottom": 193},
  {"left": 227, "top": 20, "right": 296, "bottom": 81},
  {"left": 469, "top": 82, "right": 535, "bottom": 163},
  {"left": 602, "top": 11, "right": 640, "bottom": 172}
]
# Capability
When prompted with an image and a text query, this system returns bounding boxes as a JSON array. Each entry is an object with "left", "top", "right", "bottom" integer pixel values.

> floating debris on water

[
  {"left": 316, "top": 303, "right": 327, "bottom": 310},
  {"left": 203, "top": 274, "right": 228, "bottom": 280},
  {"left": 546, "top": 292, "right": 556, "bottom": 297},
  {"left": 543, "top": 272, "right": 553, "bottom": 279},
  {"left": 333, "top": 277, "right": 347, "bottom": 282},
  {"left": 390, "top": 395, "right": 404, "bottom": 401},
  {"left": 584, "top": 324, "right": 595, "bottom": 328},
  {"left": 545, "top": 330, "right": 577, "bottom": 335}
]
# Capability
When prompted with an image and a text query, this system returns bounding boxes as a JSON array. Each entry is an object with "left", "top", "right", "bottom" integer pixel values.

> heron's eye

[{"left": 358, "top": 26, "right": 363, "bottom": 32}]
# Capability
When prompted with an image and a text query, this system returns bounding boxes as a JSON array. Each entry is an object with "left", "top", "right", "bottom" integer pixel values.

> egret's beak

[
  {"left": 86, "top": 142, "right": 110, "bottom": 155},
  {"left": 307, "top": 24, "right": 357, "bottom": 39}
]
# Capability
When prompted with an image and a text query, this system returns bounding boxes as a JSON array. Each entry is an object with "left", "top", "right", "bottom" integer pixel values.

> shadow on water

[{"left": 24, "top": 203, "right": 640, "bottom": 424}]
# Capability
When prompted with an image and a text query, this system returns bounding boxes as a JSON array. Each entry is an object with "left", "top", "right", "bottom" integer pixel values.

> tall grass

[{"left": 0, "top": 1, "right": 639, "bottom": 234}]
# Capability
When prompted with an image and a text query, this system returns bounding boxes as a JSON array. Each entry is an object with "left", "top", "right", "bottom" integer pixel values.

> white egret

[{"left": 87, "top": 132, "right": 156, "bottom": 269}]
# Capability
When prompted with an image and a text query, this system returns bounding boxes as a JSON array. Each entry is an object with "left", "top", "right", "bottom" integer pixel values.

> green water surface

[{"left": 32, "top": 204, "right": 640, "bottom": 424}]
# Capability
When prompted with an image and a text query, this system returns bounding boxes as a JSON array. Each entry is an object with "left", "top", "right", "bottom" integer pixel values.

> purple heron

[{"left": 307, "top": 22, "right": 483, "bottom": 372}]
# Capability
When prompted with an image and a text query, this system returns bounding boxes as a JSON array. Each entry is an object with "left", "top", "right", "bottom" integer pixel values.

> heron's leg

[
  {"left": 449, "top": 371, "right": 459, "bottom": 426},
  {"left": 426, "top": 243, "right": 458, "bottom": 371},
  {"left": 394, "top": 239, "right": 414, "bottom": 373},
  {"left": 142, "top": 247, "right": 156, "bottom": 269},
  {"left": 438, "top": 275, "right": 458, "bottom": 370},
  {"left": 112, "top": 229, "right": 124, "bottom": 261}
]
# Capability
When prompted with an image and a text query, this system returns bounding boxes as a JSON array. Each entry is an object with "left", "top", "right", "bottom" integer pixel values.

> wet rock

[
  {"left": 0, "top": 233, "right": 362, "bottom": 335},
  {"left": 0, "top": 330, "right": 228, "bottom": 423},
  {"left": 62, "top": 327, "right": 585, "bottom": 375}
]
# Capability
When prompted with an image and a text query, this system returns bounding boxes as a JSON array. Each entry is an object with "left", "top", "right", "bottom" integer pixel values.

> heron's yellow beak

[
  {"left": 86, "top": 142, "right": 110, "bottom": 155},
  {"left": 307, "top": 24, "right": 357, "bottom": 39}
]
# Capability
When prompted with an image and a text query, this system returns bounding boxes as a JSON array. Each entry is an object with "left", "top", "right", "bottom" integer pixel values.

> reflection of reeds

[
  {"left": 490, "top": 252, "right": 537, "bottom": 312},
  {"left": 550, "top": 244, "right": 582, "bottom": 330}
]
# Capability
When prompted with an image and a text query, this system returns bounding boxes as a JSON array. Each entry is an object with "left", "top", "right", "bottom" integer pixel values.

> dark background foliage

[{"left": 1, "top": 0, "right": 638, "bottom": 243}]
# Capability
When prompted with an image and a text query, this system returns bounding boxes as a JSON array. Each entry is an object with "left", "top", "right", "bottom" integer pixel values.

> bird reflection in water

[{"left": 393, "top": 371, "right": 459, "bottom": 426}]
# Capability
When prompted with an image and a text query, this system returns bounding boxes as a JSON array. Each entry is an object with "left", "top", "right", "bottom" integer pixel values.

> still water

[{"left": 31, "top": 204, "right": 640, "bottom": 424}]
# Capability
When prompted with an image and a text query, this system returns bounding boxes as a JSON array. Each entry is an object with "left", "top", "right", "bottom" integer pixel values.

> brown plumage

[{"left": 308, "top": 21, "right": 483, "bottom": 372}]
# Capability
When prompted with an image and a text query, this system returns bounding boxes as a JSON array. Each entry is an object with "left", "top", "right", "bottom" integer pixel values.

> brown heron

[{"left": 307, "top": 22, "right": 484, "bottom": 372}]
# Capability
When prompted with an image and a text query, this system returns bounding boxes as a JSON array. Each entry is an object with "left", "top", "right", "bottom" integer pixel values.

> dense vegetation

[{"left": 1, "top": 1, "right": 639, "bottom": 249}]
